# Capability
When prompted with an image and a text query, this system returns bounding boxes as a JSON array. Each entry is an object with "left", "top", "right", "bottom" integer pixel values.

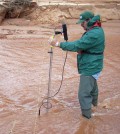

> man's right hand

[{"left": 48, "top": 36, "right": 60, "bottom": 47}]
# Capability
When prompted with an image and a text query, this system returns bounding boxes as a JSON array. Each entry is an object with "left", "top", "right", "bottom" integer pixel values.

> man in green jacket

[{"left": 49, "top": 11, "right": 105, "bottom": 119}]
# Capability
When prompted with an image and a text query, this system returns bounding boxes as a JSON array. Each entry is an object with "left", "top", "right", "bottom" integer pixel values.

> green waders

[{"left": 78, "top": 75, "right": 98, "bottom": 119}]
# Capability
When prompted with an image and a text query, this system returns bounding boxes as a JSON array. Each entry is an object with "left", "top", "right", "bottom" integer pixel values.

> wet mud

[{"left": 0, "top": 20, "right": 120, "bottom": 134}]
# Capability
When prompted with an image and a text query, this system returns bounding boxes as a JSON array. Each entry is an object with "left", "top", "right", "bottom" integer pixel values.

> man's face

[{"left": 81, "top": 20, "right": 88, "bottom": 31}]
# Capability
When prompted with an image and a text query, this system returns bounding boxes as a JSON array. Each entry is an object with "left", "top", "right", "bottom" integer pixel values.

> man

[{"left": 49, "top": 11, "right": 105, "bottom": 119}]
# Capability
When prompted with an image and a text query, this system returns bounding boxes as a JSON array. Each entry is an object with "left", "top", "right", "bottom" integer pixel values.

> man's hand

[{"left": 48, "top": 36, "right": 60, "bottom": 47}]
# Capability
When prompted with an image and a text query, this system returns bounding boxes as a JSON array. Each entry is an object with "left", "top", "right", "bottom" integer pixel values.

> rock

[
  {"left": 68, "top": 5, "right": 94, "bottom": 19},
  {"left": 0, "top": 5, "right": 7, "bottom": 25},
  {"left": 40, "top": 6, "right": 47, "bottom": 11}
]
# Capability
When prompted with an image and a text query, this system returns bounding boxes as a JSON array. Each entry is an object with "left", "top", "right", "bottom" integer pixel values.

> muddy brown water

[{"left": 0, "top": 20, "right": 120, "bottom": 134}]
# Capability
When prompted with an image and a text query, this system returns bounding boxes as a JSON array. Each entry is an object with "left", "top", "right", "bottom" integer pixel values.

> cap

[{"left": 76, "top": 11, "right": 94, "bottom": 24}]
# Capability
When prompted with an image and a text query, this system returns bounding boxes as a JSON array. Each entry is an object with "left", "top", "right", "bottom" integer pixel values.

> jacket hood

[{"left": 87, "top": 15, "right": 101, "bottom": 28}]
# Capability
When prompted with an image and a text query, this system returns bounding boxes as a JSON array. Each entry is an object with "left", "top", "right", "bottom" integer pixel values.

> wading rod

[{"left": 46, "top": 46, "right": 53, "bottom": 113}]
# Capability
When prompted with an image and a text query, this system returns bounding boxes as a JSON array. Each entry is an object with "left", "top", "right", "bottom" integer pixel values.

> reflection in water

[{"left": 0, "top": 22, "right": 120, "bottom": 134}]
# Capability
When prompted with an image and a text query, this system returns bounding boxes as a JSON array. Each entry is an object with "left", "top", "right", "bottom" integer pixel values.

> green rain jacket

[{"left": 60, "top": 15, "right": 105, "bottom": 75}]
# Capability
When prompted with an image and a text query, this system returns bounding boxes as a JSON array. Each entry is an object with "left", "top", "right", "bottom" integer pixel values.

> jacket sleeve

[{"left": 60, "top": 30, "right": 98, "bottom": 52}]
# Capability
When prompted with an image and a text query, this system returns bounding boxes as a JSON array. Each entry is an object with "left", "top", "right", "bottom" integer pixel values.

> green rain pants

[{"left": 78, "top": 75, "right": 98, "bottom": 118}]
